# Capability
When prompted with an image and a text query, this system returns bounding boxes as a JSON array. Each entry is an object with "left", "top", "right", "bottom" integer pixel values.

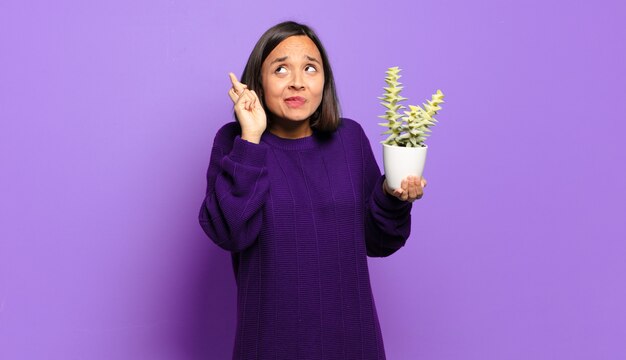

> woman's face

[{"left": 261, "top": 36, "right": 325, "bottom": 124}]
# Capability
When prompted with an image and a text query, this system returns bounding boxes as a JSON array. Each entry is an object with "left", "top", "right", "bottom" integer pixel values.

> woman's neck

[{"left": 268, "top": 117, "right": 313, "bottom": 139}]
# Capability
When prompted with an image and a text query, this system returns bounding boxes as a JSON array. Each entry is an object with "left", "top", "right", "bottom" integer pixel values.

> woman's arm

[
  {"left": 199, "top": 73, "right": 269, "bottom": 252},
  {"left": 364, "top": 177, "right": 413, "bottom": 257},
  {"left": 198, "top": 124, "right": 269, "bottom": 252},
  {"left": 359, "top": 126, "right": 416, "bottom": 257}
]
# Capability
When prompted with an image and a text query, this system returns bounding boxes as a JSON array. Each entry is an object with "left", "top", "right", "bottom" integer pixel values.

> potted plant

[{"left": 378, "top": 66, "right": 445, "bottom": 189}]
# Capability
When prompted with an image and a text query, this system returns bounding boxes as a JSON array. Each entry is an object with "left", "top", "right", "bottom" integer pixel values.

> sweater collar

[{"left": 261, "top": 130, "right": 320, "bottom": 150}]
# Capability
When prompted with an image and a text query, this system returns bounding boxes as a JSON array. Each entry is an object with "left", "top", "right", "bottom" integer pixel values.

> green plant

[{"left": 378, "top": 66, "right": 444, "bottom": 147}]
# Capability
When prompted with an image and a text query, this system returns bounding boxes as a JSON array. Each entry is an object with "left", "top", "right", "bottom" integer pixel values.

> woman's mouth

[{"left": 285, "top": 96, "right": 306, "bottom": 108}]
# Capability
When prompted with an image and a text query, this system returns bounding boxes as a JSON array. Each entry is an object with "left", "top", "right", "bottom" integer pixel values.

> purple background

[{"left": 1, "top": 0, "right": 625, "bottom": 359}]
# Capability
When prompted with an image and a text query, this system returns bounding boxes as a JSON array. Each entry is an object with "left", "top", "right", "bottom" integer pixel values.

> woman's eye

[
  {"left": 275, "top": 66, "right": 287, "bottom": 74},
  {"left": 305, "top": 65, "right": 317, "bottom": 72}
]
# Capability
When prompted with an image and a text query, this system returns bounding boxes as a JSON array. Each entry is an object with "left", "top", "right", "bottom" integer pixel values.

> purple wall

[{"left": 2, "top": 0, "right": 625, "bottom": 359}]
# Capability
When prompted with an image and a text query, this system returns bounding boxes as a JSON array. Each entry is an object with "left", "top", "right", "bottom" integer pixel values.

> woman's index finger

[{"left": 228, "top": 72, "right": 246, "bottom": 92}]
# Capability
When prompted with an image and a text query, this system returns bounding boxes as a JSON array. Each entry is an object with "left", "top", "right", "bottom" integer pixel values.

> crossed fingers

[{"left": 228, "top": 72, "right": 248, "bottom": 104}]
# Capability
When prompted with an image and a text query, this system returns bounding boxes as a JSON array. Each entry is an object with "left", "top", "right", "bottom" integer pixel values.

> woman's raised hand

[
  {"left": 384, "top": 176, "right": 427, "bottom": 202},
  {"left": 228, "top": 72, "right": 266, "bottom": 144}
]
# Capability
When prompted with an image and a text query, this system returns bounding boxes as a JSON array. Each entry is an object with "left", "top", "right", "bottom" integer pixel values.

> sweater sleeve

[
  {"left": 198, "top": 124, "right": 269, "bottom": 252},
  {"left": 359, "top": 125, "right": 413, "bottom": 257}
]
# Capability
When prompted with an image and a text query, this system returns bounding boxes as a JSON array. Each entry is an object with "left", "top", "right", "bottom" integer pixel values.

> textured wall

[{"left": 1, "top": 0, "right": 625, "bottom": 359}]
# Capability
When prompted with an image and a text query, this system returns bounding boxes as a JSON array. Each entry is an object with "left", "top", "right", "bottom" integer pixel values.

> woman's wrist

[
  {"left": 382, "top": 179, "right": 393, "bottom": 197},
  {"left": 241, "top": 132, "right": 262, "bottom": 144}
]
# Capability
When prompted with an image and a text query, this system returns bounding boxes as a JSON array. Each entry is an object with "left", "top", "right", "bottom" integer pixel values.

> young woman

[{"left": 199, "top": 21, "right": 426, "bottom": 360}]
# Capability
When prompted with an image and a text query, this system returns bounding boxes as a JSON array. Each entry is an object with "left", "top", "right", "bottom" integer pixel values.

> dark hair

[{"left": 239, "top": 21, "right": 341, "bottom": 133}]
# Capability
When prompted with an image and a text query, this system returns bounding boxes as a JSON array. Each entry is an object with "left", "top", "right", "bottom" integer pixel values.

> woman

[{"left": 199, "top": 21, "right": 426, "bottom": 360}]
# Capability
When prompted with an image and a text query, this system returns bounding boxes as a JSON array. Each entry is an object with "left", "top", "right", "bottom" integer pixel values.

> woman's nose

[{"left": 289, "top": 72, "right": 305, "bottom": 90}]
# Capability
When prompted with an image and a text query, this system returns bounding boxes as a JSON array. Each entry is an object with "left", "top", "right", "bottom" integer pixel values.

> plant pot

[{"left": 382, "top": 143, "right": 428, "bottom": 190}]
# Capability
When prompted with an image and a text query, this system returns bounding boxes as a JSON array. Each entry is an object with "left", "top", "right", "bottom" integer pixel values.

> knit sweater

[{"left": 199, "top": 118, "right": 412, "bottom": 360}]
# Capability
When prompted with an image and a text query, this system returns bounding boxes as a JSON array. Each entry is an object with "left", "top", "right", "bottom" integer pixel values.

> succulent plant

[{"left": 378, "top": 67, "right": 444, "bottom": 147}]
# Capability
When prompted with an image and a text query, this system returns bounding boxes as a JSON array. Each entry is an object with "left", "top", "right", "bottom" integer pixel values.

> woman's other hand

[
  {"left": 383, "top": 175, "right": 427, "bottom": 202},
  {"left": 228, "top": 72, "right": 267, "bottom": 144}
]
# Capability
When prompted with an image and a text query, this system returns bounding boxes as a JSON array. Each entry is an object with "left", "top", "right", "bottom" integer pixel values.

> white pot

[{"left": 382, "top": 143, "right": 428, "bottom": 190}]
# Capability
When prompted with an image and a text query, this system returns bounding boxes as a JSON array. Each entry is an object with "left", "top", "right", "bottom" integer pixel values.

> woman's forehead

[{"left": 265, "top": 36, "right": 322, "bottom": 63}]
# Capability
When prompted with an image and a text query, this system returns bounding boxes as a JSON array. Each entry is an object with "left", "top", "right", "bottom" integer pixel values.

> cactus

[{"left": 378, "top": 67, "right": 444, "bottom": 147}]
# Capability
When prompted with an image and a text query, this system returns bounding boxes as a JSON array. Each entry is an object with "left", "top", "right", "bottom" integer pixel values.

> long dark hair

[{"left": 239, "top": 21, "right": 341, "bottom": 132}]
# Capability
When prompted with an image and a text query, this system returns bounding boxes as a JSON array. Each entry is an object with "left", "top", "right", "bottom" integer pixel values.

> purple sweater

[{"left": 199, "top": 118, "right": 412, "bottom": 359}]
